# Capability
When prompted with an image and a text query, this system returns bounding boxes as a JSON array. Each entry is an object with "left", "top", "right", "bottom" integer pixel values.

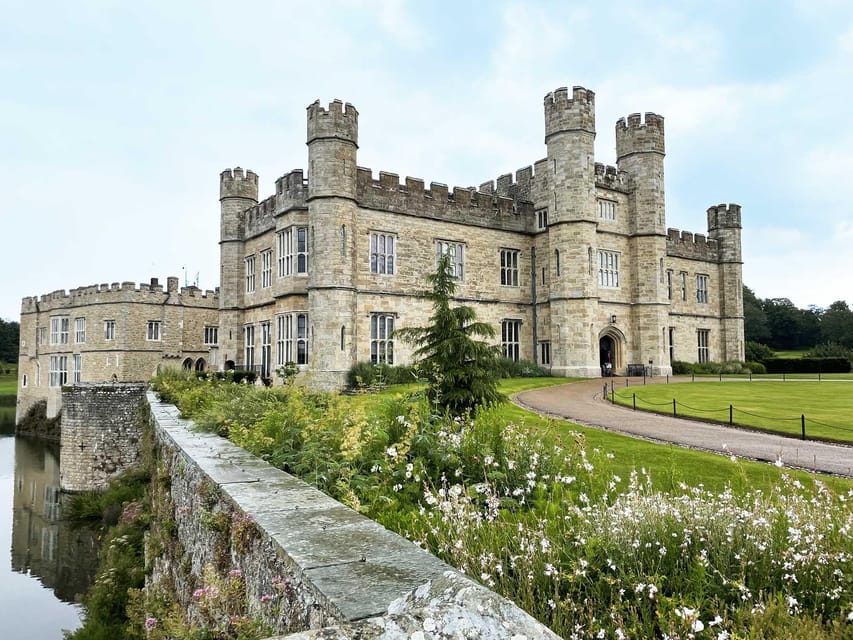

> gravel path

[{"left": 514, "top": 377, "right": 853, "bottom": 478}]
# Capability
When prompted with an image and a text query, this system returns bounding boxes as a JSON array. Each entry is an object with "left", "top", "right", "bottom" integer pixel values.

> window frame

[
  {"left": 370, "top": 313, "right": 395, "bottom": 364},
  {"left": 104, "top": 320, "right": 116, "bottom": 341},
  {"left": 597, "top": 198, "right": 617, "bottom": 221},
  {"left": 48, "top": 355, "right": 68, "bottom": 387},
  {"left": 49, "top": 316, "right": 69, "bottom": 345},
  {"left": 280, "top": 226, "right": 309, "bottom": 276},
  {"left": 72, "top": 353, "right": 82, "bottom": 383},
  {"left": 539, "top": 340, "right": 551, "bottom": 366},
  {"left": 245, "top": 255, "right": 256, "bottom": 293},
  {"left": 284, "top": 312, "right": 309, "bottom": 365},
  {"left": 204, "top": 326, "right": 219, "bottom": 346},
  {"left": 244, "top": 324, "right": 255, "bottom": 369},
  {"left": 146, "top": 320, "right": 161, "bottom": 342},
  {"left": 500, "top": 248, "right": 520, "bottom": 287},
  {"left": 696, "top": 274, "right": 709, "bottom": 304},
  {"left": 436, "top": 240, "right": 464, "bottom": 280},
  {"left": 74, "top": 317, "right": 86, "bottom": 344},
  {"left": 261, "top": 249, "right": 273, "bottom": 288},
  {"left": 369, "top": 232, "right": 396, "bottom": 275},
  {"left": 501, "top": 319, "right": 521, "bottom": 361},
  {"left": 598, "top": 250, "right": 620, "bottom": 289},
  {"left": 536, "top": 208, "right": 548, "bottom": 230},
  {"left": 697, "top": 329, "right": 710, "bottom": 364}
]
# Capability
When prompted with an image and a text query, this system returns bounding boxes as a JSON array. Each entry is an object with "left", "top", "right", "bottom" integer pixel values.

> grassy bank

[
  {"left": 611, "top": 380, "right": 853, "bottom": 443},
  {"left": 151, "top": 371, "right": 853, "bottom": 638}
]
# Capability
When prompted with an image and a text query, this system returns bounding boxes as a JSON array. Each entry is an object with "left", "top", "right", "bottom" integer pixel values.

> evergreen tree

[
  {"left": 395, "top": 253, "right": 504, "bottom": 415},
  {"left": 0, "top": 319, "right": 19, "bottom": 363}
]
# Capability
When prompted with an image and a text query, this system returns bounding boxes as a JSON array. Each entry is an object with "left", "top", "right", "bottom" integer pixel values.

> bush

[
  {"left": 745, "top": 341, "right": 775, "bottom": 363},
  {"left": 346, "top": 361, "right": 419, "bottom": 388},
  {"left": 806, "top": 343, "right": 853, "bottom": 362},
  {"left": 493, "top": 358, "right": 548, "bottom": 378},
  {"left": 764, "top": 357, "right": 851, "bottom": 374},
  {"left": 671, "top": 361, "right": 693, "bottom": 375},
  {"left": 746, "top": 361, "right": 767, "bottom": 374}
]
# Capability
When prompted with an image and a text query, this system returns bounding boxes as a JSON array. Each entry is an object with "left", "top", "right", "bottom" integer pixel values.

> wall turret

[
  {"left": 707, "top": 203, "right": 744, "bottom": 361},
  {"left": 306, "top": 99, "right": 361, "bottom": 387},
  {"left": 543, "top": 86, "right": 600, "bottom": 377}
]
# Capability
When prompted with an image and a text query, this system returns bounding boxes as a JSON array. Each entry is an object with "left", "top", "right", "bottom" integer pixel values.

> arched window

[
  {"left": 182, "top": 358, "right": 193, "bottom": 371},
  {"left": 340, "top": 325, "right": 345, "bottom": 351},
  {"left": 555, "top": 249, "right": 561, "bottom": 276}
]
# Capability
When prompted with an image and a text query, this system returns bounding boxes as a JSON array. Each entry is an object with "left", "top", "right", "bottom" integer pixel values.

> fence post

[
  {"left": 643, "top": 368, "right": 647, "bottom": 385},
  {"left": 633, "top": 393, "right": 636, "bottom": 411},
  {"left": 666, "top": 374, "right": 669, "bottom": 384},
  {"left": 673, "top": 398, "right": 677, "bottom": 417},
  {"left": 801, "top": 414, "right": 806, "bottom": 440},
  {"left": 719, "top": 372, "right": 722, "bottom": 382},
  {"left": 749, "top": 371, "right": 752, "bottom": 382},
  {"left": 603, "top": 383, "right": 608, "bottom": 401},
  {"left": 692, "top": 372, "right": 695, "bottom": 382},
  {"left": 611, "top": 385, "right": 615, "bottom": 404},
  {"left": 626, "top": 378, "right": 629, "bottom": 388},
  {"left": 730, "top": 404, "right": 733, "bottom": 425}
]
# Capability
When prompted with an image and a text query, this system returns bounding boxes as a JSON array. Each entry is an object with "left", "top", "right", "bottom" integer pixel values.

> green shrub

[
  {"left": 764, "top": 357, "right": 851, "bottom": 374},
  {"left": 745, "top": 341, "right": 775, "bottom": 363},
  {"left": 746, "top": 361, "right": 767, "bottom": 374},
  {"left": 494, "top": 357, "right": 548, "bottom": 378},
  {"left": 671, "top": 360, "right": 693, "bottom": 375},
  {"left": 806, "top": 342, "right": 853, "bottom": 362}
]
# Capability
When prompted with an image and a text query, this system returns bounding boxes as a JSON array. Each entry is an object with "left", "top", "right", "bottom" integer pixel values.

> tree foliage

[
  {"left": 395, "top": 253, "right": 504, "bottom": 415},
  {"left": 0, "top": 319, "right": 19, "bottom": 363}
]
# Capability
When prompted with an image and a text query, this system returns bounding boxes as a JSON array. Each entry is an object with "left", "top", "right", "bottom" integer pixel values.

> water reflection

[
  {"left": 11, "top": 437, "right": 99, "bottom": 605},
  {"left": 0, "top": 406, "right": 15, "bottom": 435}
]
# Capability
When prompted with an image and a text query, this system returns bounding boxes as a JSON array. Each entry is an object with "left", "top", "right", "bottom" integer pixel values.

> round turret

[
  {"left": 306, "top": 99, "right": 359, "bottom": 146},
  {"left": 543, "top": 86, "right": 595, "bottom": 142},
  {"left": 220, "top": 167, "right": 259, "bottom": 201},
  {"left": 615, "top": 113, "right": 665, "bottom": 159}
]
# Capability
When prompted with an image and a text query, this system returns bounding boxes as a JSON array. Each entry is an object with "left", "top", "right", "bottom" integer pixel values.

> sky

[{"left": 2, "top": 0, "right": 852, "bottom": 322}]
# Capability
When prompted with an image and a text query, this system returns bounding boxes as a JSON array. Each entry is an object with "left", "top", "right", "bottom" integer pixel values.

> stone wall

[
  {"left": 59, "top": 383, "right": 147, "bottom": 492},
  {"left": 147, "top": 392, "right": 559, "bottom": 639}
]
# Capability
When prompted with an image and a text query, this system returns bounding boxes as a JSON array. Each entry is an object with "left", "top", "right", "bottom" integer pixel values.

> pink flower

[
  {"left": 144, "top": 617, "right": 157, "bottom": 631},
  {"left": 228, "top": 568, "right": 243, "bottom": 577},
  {"left": 260, "top": 594, "right": 274, "bottom": 603}
]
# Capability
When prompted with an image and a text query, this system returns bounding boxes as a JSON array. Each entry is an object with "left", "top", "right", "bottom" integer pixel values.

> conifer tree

[{"left": 396, "top": 253, "right": 504, "bottom": 415}]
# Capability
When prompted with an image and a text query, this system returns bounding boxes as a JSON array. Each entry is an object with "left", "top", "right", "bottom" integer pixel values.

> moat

[{"left": 0, "top": 412, "right": 95, "bottom": 639}]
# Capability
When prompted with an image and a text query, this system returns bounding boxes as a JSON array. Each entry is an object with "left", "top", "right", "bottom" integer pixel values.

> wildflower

[
  {"left": 228, "top": 568, "right": 242, "bottom": 577},
  {"left": 774, "top": 457, "right": 783, "bottom": 467},
  {"left": 386, "top": 446, "right": 397, "bottom": 458},
  {"left": 260, "top": 594, "right": 274, "bottom": 603},
  {"left": 144, "top": 617, "right": 157, "bottom": 631},
  {"left": 709, "top": 616, "right": 723, "bottom": 627}
]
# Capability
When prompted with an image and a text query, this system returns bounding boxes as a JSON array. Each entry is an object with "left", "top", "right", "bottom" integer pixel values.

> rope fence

[{"left": 604, "top": 382, "right": 852, "bottom": 441}]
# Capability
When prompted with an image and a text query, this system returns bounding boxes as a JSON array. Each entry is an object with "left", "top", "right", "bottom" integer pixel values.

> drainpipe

[{"left": 531, "top": 247, "right": 538, "bottom": 364}]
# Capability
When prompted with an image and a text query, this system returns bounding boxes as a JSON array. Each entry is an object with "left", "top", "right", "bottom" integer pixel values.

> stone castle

[
  {"left": 16, "top": 277, "right": 218, "bottom": 420},
  {"left": 214, "top": 85, "right": 743, "bottom": 388},
  {"left": 17, "top": 84, "right": 744, "bottom": 402}
]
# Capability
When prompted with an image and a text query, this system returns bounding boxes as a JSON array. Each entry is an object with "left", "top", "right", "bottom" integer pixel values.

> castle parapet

[
  {"left": 220, "top": 167, "right": 259, "bottom": 201},
  {"left": 544, "top": 86, "right": 595, "bottom": 139},
  {"left": 707, "top": 203, "right": 742, "bottom": 230},
  {"left": 356, "top": 167, "right": 524, "bottom": 231},
  {"left": 615, "top": 113, "right": 665, "bottom": 158},
  {"left": 306, "top": 99, "right": 358, "bottom": 145},
  {"left": 21, "top": 277, "right": 220, "bottom": 314},
  {"left": 666, "top": 227, "right": 719, "bottom": 261},
  {"left": 594, "top": 162, "right": 628, "bottom": 190}
]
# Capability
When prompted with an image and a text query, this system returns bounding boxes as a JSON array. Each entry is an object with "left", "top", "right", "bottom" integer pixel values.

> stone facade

[
  {"left": 16, "top": 277, "right": 219, "bottom": 421},
  {"left": 218, "top": 86, "right": 744, "bottom": 388},
  {"left": 59, "top": 382, "right": 148, "bottom": 492}
]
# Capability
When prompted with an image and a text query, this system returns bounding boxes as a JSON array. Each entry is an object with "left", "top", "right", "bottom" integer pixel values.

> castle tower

[
  {"left": 306, "top": 100, "right": 359, "bottom": 388},
  {"left": 708, "top": 204, "right": 744, "bottom": 361},
  {"left": 219, "top": 167, "right": 258, "bottom": 368},
  {"left": 544, "top": 87, "right": 601, "bottom": 377},
  {"left": 616, "top": 114, "right": 670, "bottom": 375}
]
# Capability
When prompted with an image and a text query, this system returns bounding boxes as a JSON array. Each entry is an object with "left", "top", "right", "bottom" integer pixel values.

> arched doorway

[
  {"left": 195, "top": 358, "right": 206, "bottom": 372},
  {"left": 598, "top": 328, "right": 625, "bottom": 376},
  {"left": 182, "top": 358, "right": 193, "bottom": 371}
]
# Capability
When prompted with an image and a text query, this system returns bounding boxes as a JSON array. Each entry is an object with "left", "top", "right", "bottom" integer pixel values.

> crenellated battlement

[
  {"left": 306, "top": 99, "right": 359, "bottom": 145},
  {"left": 615, "top": 113, "right": 665, "bottom": 158},
  {"left": 544, "top": 86, "right": 595, "bottom": 139},
  {"left": 594, "top": 162, "right": 629, "bottom": 190},
  {"left": 275, "top": 169, "right": 308, "bottom": 199},
  {"left": 666, "top": 227, "right": 720, "bottom": 261},
  {"left": 707, "top": 203, "right": 742, "bottom": 231},
  {"left": 356, "top": 166, "right": 528, "bottom": 232},
  {"left": 479, "top": 164, "right": 539, "bottom": 201},
  {"left": 20, "top": 277, "right": 219, "bottom": 314},
  {"left": 220, "top": 167, "right": 259, "bottom": 200}
]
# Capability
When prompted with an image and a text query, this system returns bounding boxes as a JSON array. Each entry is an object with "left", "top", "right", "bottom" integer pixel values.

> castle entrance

[{"left": 598, "top": 329, "right": 623, "bottom": 376}]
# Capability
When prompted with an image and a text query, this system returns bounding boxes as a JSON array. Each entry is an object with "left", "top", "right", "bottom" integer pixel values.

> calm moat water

[{"left": 0, "top": 406, "right": 98, "bottom": 639}]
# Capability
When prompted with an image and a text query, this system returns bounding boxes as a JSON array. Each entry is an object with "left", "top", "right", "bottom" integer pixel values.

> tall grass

[{"left": 151, "top": 371, "right": 853, "bottom": 638}]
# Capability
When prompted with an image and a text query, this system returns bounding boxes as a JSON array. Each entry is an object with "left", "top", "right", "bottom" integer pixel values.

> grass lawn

[
  {"left": 611, "top": 379, "right": 853, "bottom": 444},
  {"left": 341, "top": 377, "right": 853, "bottom": 495},
  {"left": 0, "top": 372, "right": 16, "bottom": 396}
]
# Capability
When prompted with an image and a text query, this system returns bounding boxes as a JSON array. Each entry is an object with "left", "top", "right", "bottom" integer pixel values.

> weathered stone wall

[
  {"left": 59, "top": 383, "right": 147, "bottom": 492},
  {"left": 147, "top": 392, "right": 560, "bottom": 639}
]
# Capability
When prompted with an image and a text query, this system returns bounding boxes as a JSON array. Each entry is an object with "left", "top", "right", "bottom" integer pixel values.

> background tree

[
  {"left": 0, "top": 319, "right": 19, "bottom": 363},
  {"left": 742, "top": 286, "right": 770, "bottom": 344},
  {"left": 395, "top": 253, "right": 504, "bottom": 415},
  {"left": 819, "top": 301, "right": 853, "bottom": 348}
]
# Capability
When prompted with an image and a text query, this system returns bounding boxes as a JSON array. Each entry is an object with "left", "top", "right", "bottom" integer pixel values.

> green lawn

[
  {"left": 0, "top": 371, "right": 16, "bottom": 395},
  {"left": 342, "top": 377, "right": 853, "bottom": 495},
  {"left": 611, "top": 379, "right": 853, "bottom": 443}
]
